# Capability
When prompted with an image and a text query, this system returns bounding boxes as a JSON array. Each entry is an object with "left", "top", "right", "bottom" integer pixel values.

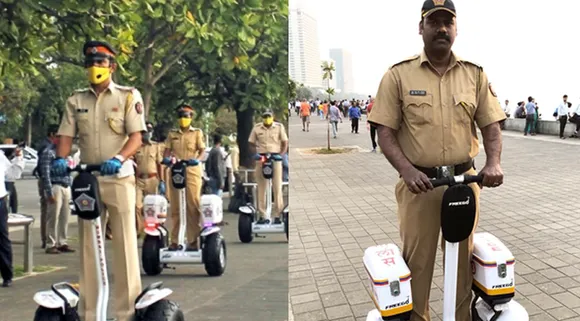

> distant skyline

[{"left": 289, "top": 0, "right": 580, "bottom": 116}]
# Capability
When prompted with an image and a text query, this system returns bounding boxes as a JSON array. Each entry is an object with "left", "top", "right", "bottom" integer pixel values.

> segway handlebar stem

[
  {"left": 431, "top": 174, "right": 483, "bottom": 188},
  {"left": 68, "top": 164, "right": 101, "bottom": 173}
]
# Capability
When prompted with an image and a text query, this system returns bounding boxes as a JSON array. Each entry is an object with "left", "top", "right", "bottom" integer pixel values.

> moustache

[{"left": 434, "top": 33, "right": 450, "bottom": 42}]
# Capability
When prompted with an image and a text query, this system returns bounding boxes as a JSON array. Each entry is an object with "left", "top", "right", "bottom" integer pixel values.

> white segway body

[
  {"left": 472, "top": 232, "right": 528, "bottom": 321},
  {"left": 158, "top": 160, "right": 226, "bottom": 276},
  {"left": 33, "top": 165, "right": 183, "bottom": 321},
  {"left": 143, "top": 194, "right": 169, "bottom": 237},
  {"left": 363, "top": 244, "right": 413, "bottom": 321}
]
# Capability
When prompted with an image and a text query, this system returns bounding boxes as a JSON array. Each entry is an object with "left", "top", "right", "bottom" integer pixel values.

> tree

[{"left": 321, "top": 60, "right": 335, "bottom": 150}]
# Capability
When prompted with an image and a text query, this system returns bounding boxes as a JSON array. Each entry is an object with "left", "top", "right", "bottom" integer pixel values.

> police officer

[
  {"left": 162, "top": 105, "right": 205, "bottom": 250},
  {"left": 52, "top": 40, "right": 146, "bottom": 321},
  {"left": 134, "top": 123, "right": 163, "bottom": 235},
  {"left": 367, "top": 1, "right": 505, "bottom": 320},
  {"left": 248, "top": 109, "right": 288, "bottom": 224}
]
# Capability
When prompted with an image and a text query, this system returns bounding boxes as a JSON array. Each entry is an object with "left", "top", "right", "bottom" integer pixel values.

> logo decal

[{"left": 74, "top": 193, "right": 96, "bottom": 212}]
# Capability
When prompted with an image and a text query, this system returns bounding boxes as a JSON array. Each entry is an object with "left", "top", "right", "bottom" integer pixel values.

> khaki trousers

[
  {"left": 255, "top": 161, "right": 283, "bottom": 219},
  {"left": 37, "top": 179, "right": 48, "bottom": 244},
  {"left": 395, "top": 168, "right": 480, "bottom": 321},
  {"left": 169, "top": 167, "right": 201, "bottom": 244},
  {"left": 78, "top": 176, "right": 141, "bottom": 321},
  {"left": 135, "top": 177, "right": 159, "bottom": 234},
  {"left": 46, "top": 185, "right": 71, "bottom": 248}
]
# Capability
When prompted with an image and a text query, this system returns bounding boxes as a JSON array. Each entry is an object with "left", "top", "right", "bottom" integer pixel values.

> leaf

[
  {"left": 186, "top": 11, "right": 195, "bottom": 23},
  {"left": 145, "top": 2, "right": 155, "bottom": 13}
]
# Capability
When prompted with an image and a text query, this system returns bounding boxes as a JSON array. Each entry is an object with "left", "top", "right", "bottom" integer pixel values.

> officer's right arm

[
  {"left": 56, "top": 95, "right": 77, "bottom": 158},
  {"left": 248, "top": 126, "right": 258, "bottom": 155},
  {"left": 163, "top": 133, "right": 172, "bottom": 158}
]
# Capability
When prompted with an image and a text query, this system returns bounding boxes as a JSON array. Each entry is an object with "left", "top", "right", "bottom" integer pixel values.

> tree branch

[{"left": 150, "top": 44, "right": 191, "bottom": 85}]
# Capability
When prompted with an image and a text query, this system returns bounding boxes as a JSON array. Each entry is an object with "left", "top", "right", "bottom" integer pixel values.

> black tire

[
  {"left": 142, "top": 235, "right": 163, "bottom": 276},
  {"left": 33, "top": 307, "right": 64, "bottom": 321},
  {"left": 203, "top": 233, "right": 226, "bottom": 276},
  {"left": 138, "top": 299, "right": 184, "bottom": 321},
  {"left": 238, "top": 214, "right": 253, "bottom": 243},
  {"left": 283, "top": 212, "right": 289, "bottom": 240}
]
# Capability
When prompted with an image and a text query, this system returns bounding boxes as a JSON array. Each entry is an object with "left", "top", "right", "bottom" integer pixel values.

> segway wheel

[
  {"left": 238, "top": 214, "right": 253, "bottom": 243},
  {"left": 283, "top": 212, "right": 289, "bottom": 240},
  {"left": 138, "top": 299, "right": 184, "bottom": 321},
  {"left": 203, "top": 233, "right": 226, "bottom": 276},
  {"left": 142, "top": 235, "right": 163, "bottom": 276},
  {"left": 33, "top": 307, "right": 64, "bottom": 321}
]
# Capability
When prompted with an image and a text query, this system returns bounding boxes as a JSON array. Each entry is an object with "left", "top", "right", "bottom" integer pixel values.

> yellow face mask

[
  {"left": 179, "top": 118, "right": 192, "bottom": 128},
  {"left": 86, "top": 66, "right": 111, "bottom": 85},
  {"left": 263, "top": 117, "right": 273, "bottom": 126}
]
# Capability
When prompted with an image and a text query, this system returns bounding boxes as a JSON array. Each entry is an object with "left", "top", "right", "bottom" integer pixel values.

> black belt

[
  {"left": 414, "top": 160, "right": 474, "bottom": 179},
  {"left": 53, "top": 182, "right": 70, "bottom": 188}
]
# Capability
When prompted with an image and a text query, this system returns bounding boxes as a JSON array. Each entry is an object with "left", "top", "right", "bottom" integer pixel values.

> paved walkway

[
  {"left": 3, "top": 179, "right": 288, "bottom": 320},
  {"left": 288, "top": 114, "right": 580, "bottom": 321}
]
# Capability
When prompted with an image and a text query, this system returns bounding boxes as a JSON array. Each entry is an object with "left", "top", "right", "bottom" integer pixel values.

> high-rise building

[
  {"left": 289, "top": 6, "right": 323, "bottom": 89},
  {"left": 329, "top": 48, "right": 354, "bottom": 93}
]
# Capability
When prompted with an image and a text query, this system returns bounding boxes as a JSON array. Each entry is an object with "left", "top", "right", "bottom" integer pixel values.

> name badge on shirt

[
  {"left": 409, "top": 90, "right": 427, "bottom": 96},
  {"left": 76, "top": 109, "right": 89, "bottom": 113}
]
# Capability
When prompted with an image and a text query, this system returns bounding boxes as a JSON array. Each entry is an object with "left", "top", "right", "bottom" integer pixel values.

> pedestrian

[
  {"left": 348, "top": 101, "right": 362, "bottom": 133},
  {"left": 367, "top": 97, "right": 378, "bottom": 152},
  {"left": 51, "top": 40, "right": 146, "bottom": 321},
  {"left": 367, "top": 1, "right": 506, "bottom": 320},
  {"left": 524, "top": 96, "right": 536, "bottom": 136},
  {"left": 206, "top": 133, "right": 226, "bottom": 196},
  {"left": 300, "top": 98, "right": 311, "bottom": 132},
  {"left": 134, "top": 123, "right": 163, "bottom": 237},
  {"left": 0, "top": 149, "right": 19, "bottom": 287},
  {"left": 3, "top": 146, "right": 25, "bottom": 214},
  {"left": 326, "top": 101, "right": 343, "bottom": 138},
  {"left": 162, "top": 105, "right": 206, "bottom": 251},
  {"left": 39, "top": 132, "right": 75, "bottom": 254},
  {"left": 555, "top": 95, "right": 570, "bottom": 139},
  {"left": 248, "top": 109, "right": 288, "bottom": 224}
]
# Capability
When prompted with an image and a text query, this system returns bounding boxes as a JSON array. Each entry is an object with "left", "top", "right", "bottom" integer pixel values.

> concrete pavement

[
  {"left": 288, "top": 114, "right": 580, "bottom": 321},
  {"left": 2, "top": 179, "right": 288, "bottom": 321}
]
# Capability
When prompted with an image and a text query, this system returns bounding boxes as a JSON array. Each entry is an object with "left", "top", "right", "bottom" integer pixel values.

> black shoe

[
  {"left": 2, "top": 280, "right": 12, "bottom": 287},
  {"left": 41, "top": 241, "right": 46, "bottom": 249},
  {"left": 256, "top": 218, "right": 267, "bottom": 224},
  {"left": 274, "top": 217, "right": 282, "bottom": 224}
]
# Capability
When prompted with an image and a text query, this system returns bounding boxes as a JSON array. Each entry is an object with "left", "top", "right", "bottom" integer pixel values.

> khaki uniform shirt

[
  {"left": 135, "top": 142, "right": 162, "bottom": 175},
  {"left": 164, "top": 127, "right": 206, "bottom": 176},
  {"left": 58, "top": 81, "right": 147, "bottom": 177},
  {"left": 368, "top": 50, "right": 506, "bottom": 168},
  {"left": 248, "top": 122, "right": 288, "bottom": 154}
]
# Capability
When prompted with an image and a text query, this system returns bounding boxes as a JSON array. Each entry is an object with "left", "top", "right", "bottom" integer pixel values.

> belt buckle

[{"left": 436, "top": 165, "right": 454, "bottom": 179}]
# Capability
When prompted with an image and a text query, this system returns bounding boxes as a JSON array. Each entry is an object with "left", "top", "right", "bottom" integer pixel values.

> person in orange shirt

[{"left": 299, "top": 99, "right": 311, "bottom": 132}]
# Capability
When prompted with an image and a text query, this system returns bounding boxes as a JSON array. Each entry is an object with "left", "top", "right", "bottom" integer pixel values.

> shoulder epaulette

[
  {"left": 390, "top": 55, "right": 420, "bottom": 69},
  {"left": 170, "top": 128, "right": 179, "bottom": 132},
  {"left": 71, "top": 88, "right": 89, "bottom": 96},
  {"left": 459, "top": 59, "right": 483, "bottom": 70},
  {"left": 114, "top": 84, "right": 136, "bottom": 91}
]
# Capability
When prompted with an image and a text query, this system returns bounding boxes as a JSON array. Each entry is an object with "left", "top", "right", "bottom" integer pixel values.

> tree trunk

[
  {"left": 143, "top": 85, "right": 153, "bottom": 119},
  {"left": 327, "top": 118, "right": 330, "bottom": 150},
  {"left": 236, "top": 105, "right": 254, "bottom": 169}
]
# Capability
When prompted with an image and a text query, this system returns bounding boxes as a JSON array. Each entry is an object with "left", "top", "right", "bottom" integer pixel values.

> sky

[{"left": 289, "top": 0, "right": 580, "bottom": 116}]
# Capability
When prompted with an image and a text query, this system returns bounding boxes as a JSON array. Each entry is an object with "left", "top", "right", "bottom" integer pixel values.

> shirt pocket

[
  {"left": 106, "top": 112, "right": 126, "bottom": 135},
  {"left": 453, "top": 93, "right": 477, "bottom": 125},
  {"left": 402, "top": 95, "right": 433, "bottom": 126},
  {"left": 75, "top": 113, "right": 91, "bottom": 136}
]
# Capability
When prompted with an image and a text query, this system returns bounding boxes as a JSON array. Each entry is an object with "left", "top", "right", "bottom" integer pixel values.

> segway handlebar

[
  {"left": 431, "top": 174, "right": 483, "bottom": 188},
  {"left": 254, "top": 153, "right": 283, "bottom": 161},
  {"left": 68, "top": 164, "right": 101, "bottom": 173}
]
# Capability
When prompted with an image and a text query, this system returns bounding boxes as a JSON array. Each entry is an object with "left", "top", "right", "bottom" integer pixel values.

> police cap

[
  {"left": 82, "top": 40, "right": 117, "bottom": 58},
  {"left": 262, "top": 109, "right": 273, "bottom": 117},
  {"left": 421, "top": 0, "right": 456, "bottom": 19}
]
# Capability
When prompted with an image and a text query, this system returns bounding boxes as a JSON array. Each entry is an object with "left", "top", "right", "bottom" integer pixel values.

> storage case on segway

[
  {"left": 201, "top": 194, "right": 223, "bottom": 226},
  {"left": 363, "top": 244, "right": 413, "bottom": 321},
  {"left": 143, "top": 194, "right": 168, "bottom": 224},
  {"left": 472, "top": 232, "right": 516, "bottom": 306}
]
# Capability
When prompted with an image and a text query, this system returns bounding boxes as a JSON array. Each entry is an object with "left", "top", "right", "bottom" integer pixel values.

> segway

[
  {"left": 141, "top": 191, "right": 169, "bottom": 276},
  {"left": 32, "top": 164, "right": 183, "bottom": 321},
  {"left": 146, "top": 159, "right": 226, "bottom": 277},
  {"left": 237, "top": 153, "right": 288, "bottom": 243},
  {"left": 364, "top": 174, "right": 529, "bottom": 321}
]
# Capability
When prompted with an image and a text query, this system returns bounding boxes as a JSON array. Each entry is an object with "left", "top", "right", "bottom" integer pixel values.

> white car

[{"left": 0, "top": 144, "right": 38, "bottom": 177}]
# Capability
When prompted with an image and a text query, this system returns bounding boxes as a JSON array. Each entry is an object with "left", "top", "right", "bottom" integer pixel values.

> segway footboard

[{"left": 363, "top": 244, "right": 412, "bottom": 321}]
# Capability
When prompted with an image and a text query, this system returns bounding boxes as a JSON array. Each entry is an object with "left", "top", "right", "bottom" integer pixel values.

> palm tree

[{"left": 321, "top": 61, "right": 335, "bottom": 150}]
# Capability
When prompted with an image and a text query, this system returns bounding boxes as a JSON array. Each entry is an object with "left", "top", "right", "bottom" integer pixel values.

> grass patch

[
  {"left": 302, "top": 147, "right": 357, "bottom": 155},
  {"left": 13, "top": 265, "right": 58, "bottom": 278}
]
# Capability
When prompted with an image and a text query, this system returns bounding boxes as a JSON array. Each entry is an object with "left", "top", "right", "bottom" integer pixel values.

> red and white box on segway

[
  {"left": 363, "top": 244, "right": 413, "bottom": 320},
  {"left": 201, "top": 194, "right": 223, "bottom": 228},
  {"left": 143, "top": 194, "right": 168, "bottom": 235},
  {"left": 472, "top": 232, "right": 516, "bottom": 303}
]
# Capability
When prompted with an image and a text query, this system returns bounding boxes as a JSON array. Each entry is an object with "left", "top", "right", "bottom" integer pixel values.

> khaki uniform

[
  {"left": 248, "top": 122, "right": 288, "bottom": 218},
  {"left": 58, "top": 81, "right": 147, "bottom": 321},
  {"left": 164, "top": 127, "right": 205, "bottom": 245},
  {"left": 367, "top": 51, "right": 505, "bottom": 321},
  {"left": 134, "top": 141, "right": 163, "bottom": 233}
]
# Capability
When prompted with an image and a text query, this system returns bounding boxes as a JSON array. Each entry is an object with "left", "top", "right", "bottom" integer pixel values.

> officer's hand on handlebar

[
  {"left": 51, "top": 158, "right": 68, "bottom": 176},
  {"left": 400, "top": 167, "right": 433, "bottom": 194},
  {"left": 271, "top": 154, "right": 283, "bottom": 161},
  {"left": 187, "top": 159, "right": 199, "bottom": 166},
  {"left": 161, "top": 157, "right": 172, "bottom": 166},
  {"left": 478, "top": 163, "right": 504, "bottom": 188},
  {"left": 158, "top": 181, "right": 166, "bottom": 195},
  {"left": 100, "top": 158, "right": 122, "bottom": 176}
]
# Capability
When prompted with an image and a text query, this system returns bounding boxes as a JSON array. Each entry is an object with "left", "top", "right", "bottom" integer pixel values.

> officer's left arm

[
  {"left": 279, "top": 123, "right": 289, "bottom": 155},
  {"left": 120, "top": 89, "right": 147, "bottom": 160},
  {"left": 248, "top": 127, "right": 258, "bottom": 155},
  {"left": 195, "top": 130, "right": 206, "bottom": 160},
  {"left": 474, "top": 70, "right": 505, "bottom": 166}
]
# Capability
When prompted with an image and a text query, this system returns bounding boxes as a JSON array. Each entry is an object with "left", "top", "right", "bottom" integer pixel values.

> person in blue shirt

[
  {"left": 348, "top": 102, "right": 362, "bottom": 134},
  {"left": 524, "top": 96, "right": 536, "bottom": 136}
]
